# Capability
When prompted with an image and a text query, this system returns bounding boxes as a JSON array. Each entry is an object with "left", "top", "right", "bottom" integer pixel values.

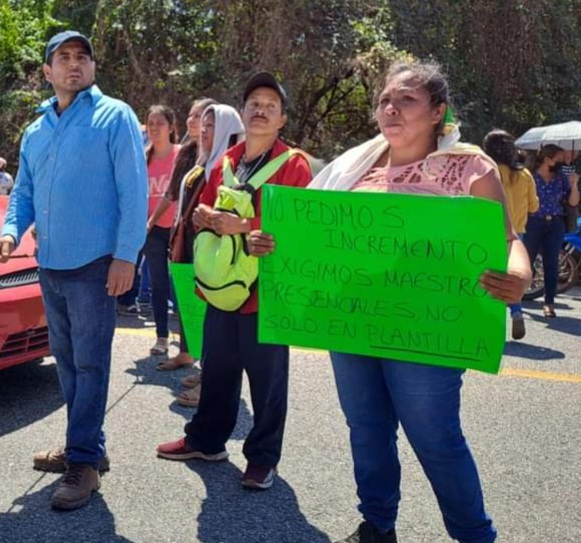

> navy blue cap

[
  {"left": 45, "top": 31, "right": 93, "bottom": 63},
  {"left": 243, "top": 71, "right": 288, "bottom": 109}
]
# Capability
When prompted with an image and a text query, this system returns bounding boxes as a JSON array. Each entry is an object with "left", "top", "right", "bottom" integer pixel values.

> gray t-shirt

[{"left": 0, "top": 171, "right": 13, "bottom": 195}]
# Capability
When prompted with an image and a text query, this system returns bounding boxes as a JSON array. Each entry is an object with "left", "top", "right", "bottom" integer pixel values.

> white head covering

[
  {"left": 202, "top": 104, "right": 245, "bottom": 180},
  {"left": 174, "top": 105, "right": 245, "bottom": 225},
  {"left": 307, "top": 124, "right": 494, "bottom": 192}
]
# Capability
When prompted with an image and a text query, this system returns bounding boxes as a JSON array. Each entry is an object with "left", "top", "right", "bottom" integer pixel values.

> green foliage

[
  {"left": 51, "top": 0, "right": 100, "bottom": 35},
  {"left": 0, "top": 0, "right": 58, "bottom": 166},
  {"left": 92, "top": 0, "right": 218, "bottom": 123},
  {"left": 0, "top": 0, "right": 58, "bottom": 82},
  {"left": 0, "top": 89, "right": 45, "bottom": 143},
  {"left": 205, "top": 0, "right": 399, "bottom": 155},
  {"left": 2, "top": 0, "right": 581, "bottom": 169},
  {"left": 387, "top": 0, "right": 581, "bottom": 144}
]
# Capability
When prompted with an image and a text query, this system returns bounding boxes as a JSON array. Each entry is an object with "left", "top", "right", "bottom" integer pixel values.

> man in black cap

[
  {"left": 157, "top": 72, "right": 312, "bottom": 490},
  {"left": 0, "top": 30, "right": 147, "bottom": 510}
]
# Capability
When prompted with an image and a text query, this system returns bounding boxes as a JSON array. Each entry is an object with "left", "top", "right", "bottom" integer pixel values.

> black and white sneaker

[
  {"left": 335, "top": 522, "right": 397, "bottom": 543},
  {"left": 117, "top": 304, "right": 140, "bottom": 316},
  {"left": 241, "top": 464, "right": 277, "bottom": 490}
]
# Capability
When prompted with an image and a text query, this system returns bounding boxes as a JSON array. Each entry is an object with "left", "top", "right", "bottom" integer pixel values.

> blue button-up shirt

[
  {"left": 530, "top": 171, "right": 570, "bottom": 218},
  {"left": 1, "top": 85, "right": 148, "bottom": 269}
]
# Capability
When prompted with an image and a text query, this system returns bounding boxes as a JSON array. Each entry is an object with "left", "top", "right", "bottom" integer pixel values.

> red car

[{"left": 0, "top": 196, "right": 50, "bottom": 370}]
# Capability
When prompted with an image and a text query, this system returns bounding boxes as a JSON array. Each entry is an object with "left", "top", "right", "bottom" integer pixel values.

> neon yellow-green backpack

[{"left": 194, "top": 150, "right": 301, "bottom": 311}]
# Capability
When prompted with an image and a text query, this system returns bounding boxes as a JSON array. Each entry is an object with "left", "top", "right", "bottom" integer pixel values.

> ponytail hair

[{"left": 482, "top": 129, "right": 523, "bottom": 172}]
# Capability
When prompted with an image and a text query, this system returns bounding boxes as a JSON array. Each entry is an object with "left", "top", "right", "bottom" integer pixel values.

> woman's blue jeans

[
  {"left": 330, "top": 352, "right": 497, "bottom": 543},
  {"left": 143, "top": 225, "right": 171, "bottom": 338},
  {"left": 138, "top": 258, "right": 152, "bottom": 303},
  {"left": 522, "top": 216, "right": 565, "bottom": 305},
  {"left": 39, "top": 256, "right": 116, "bottom": 469}
]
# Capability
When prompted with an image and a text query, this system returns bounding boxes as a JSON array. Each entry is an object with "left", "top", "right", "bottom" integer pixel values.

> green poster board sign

[
  {"left": 169, "top": 262, "right": 206, "bottom": 360},
  {"left": 258, "top": 185, "right": 507, "bottom": 373}
]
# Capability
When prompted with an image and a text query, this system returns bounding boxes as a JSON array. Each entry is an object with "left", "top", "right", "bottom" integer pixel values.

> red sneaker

[
  {"left": 156, "top": 437, "right": 228, "bottom": 461},
  {"left": 241, "top": 464, "right": 277, "bottom": 490}
]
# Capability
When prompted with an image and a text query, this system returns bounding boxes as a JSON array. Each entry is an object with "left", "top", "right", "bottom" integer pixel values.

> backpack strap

[{"left": 222, "top": 149, "right": 303, "bottom": 190}]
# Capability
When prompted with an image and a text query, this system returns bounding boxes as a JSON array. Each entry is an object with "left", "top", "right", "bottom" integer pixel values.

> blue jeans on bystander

[
  {"left": 143, "top": 226, "right": 171, "bottom": 338},
  {"left": 138, "top": 258, "right": 152, "bottom": 304},
  {"left": 330, "top": 352, "right": 497, "bottom": 543},
  {"left": 39, "top": 256, "right": 116, "bottom": 469},
  {"left": 522, "top": 216, "right": 565, "bottom": 305}
]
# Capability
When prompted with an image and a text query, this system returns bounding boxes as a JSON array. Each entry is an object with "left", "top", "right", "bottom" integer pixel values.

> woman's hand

[
  {"left": 480, "top": 270, "right": 531, "bottom": 304},
  {"left": 247, "top": 230, "right": 275, "bottom": 257},
  {"left": 192, "top": 204, "right": 214, "bottom": 229}
]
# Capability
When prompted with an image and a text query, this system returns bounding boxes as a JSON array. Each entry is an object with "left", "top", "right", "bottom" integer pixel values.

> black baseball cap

[
  {"left": 45, "top": 30, "right": 94, "bottom": 63},
  {"left": 243, "top": 71, "right": 288, "bottom": 109}
]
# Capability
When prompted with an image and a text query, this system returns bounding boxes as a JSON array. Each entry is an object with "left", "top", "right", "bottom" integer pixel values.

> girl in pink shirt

[
  {"left": 148, "top": 98, "right": 217, "bottom": 373},
  {"left": 143, "top": 105, "right": 181, "bottom": 355}
]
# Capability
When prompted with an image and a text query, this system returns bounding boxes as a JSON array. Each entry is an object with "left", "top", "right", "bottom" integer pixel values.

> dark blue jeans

[
  {"left": 138, "top": 258, "right": 152, "bottom": 303},
  {"left": 185, "top": 306, "right": 289, "bottom": 467},
  {"left": 522, "top": 216, "right": 565, "bottom": 304},
  {"left": 39, "top": 256, "right": 116, "bottom": 469},
  {"left": 143, "top": 226, "right": 170, "bottom": 338},
  {"left": 331, "top": 353, "right": 496, "bottom": 543}
]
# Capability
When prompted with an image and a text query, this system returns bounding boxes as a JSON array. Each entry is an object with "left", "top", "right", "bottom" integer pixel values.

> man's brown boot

[
  {"left": 33, "top": 447, "right": 110, "bottom": 473},
  {"left": 51, "top": 463, "right": 100, "bottom": 511}
]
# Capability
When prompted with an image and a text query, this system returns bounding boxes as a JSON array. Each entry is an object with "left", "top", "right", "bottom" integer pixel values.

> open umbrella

[{"left": 515, "top": 121, "right": 581, "bottom": 150}]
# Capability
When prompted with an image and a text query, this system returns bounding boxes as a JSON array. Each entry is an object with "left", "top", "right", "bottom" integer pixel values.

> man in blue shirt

[{"left": 0, "top": 31, "right": 148, "bottom": 510}]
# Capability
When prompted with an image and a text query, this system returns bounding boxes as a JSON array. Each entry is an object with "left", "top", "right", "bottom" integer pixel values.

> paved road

[{"left": 1, "top": 288, "right": 580, "bottom": 543}]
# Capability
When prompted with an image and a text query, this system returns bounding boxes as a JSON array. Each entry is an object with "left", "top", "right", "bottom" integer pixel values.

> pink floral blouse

[{"left": 351, "top": 154, "right": 494, "bottom": 196}]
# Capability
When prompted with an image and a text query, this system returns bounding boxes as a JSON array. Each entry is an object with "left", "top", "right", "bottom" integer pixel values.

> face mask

[{"left": 549, "top": 161, "right": 565, "bottom": 173}]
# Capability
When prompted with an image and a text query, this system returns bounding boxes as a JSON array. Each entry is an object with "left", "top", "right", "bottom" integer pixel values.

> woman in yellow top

[{"left": 483, "top": 129, "right": 538, "bottom": 340}]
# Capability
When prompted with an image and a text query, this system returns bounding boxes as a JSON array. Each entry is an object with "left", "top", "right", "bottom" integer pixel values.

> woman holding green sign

[{"left": 249, "top": 61, "right": 531, "bottom": 543}]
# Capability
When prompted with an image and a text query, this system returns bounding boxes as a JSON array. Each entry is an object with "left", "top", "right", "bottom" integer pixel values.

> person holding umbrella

[{"left": 523, "top": 144, "right": 579, "bottom": 317}]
